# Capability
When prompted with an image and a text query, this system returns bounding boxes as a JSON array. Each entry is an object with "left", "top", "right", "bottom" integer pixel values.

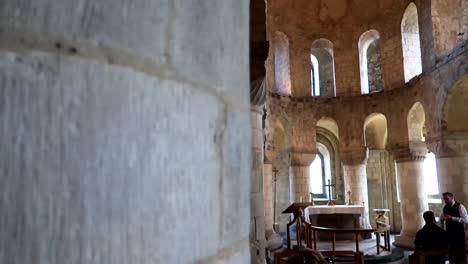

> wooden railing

[
  {"left": 285, "top": 214, "right": 391, "bottom": 255},
  {"left": 305, "top": 225, "right": 374, "bottom": 253}
]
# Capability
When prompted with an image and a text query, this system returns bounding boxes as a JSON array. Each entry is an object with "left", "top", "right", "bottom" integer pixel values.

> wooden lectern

[{"left": 282, "top": 202, "right": 313, "bottom": 249}]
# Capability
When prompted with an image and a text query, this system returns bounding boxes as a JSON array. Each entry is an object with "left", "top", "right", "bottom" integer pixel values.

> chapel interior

[{"left": 0, "top": 0, "right": 467, "bottom": 263}]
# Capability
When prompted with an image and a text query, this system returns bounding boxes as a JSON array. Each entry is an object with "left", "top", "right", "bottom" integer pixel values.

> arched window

[
  {"left": 309, "top": 154, "right": 324, "bottom": 195},
  {"left": 309, "top": 145, "right": 332, "bottom": 199},
  {"left": 311, "top": 39, "right": 336, "bottom": 97},
  {"left": 401, "top": 3, "right": 422, "bottom": 82},
  {"left": 310, "top": 54, "right": 320, "bottom": 96},
  {"left": 274, "top": 31, "right": 292, "bottom": 95},
  {"left": 359, "top": 30, "right": 383, "bottom": 94}
]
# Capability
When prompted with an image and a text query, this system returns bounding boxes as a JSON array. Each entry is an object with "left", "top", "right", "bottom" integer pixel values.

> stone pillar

[
  {"left": 340, "top": 148, "right": 371, "bottom": 228},
  {"left": 343, "top": 164, "right": 371, "bottom": 227},
  {"left": 263, "top": 163, "right": 282, "bottom": 250},
  {"left": 0, "top": 1, "right": 251, "bottom": 263},
  {"left": 264, "top": 163, "right": 274, "bottom": 234},
  {"left": 289, "top": 152, "right": 316, "bottom": 203},
  {"left": 250, "top": 106, "right": 266, "bottom": 264},
  {"left": 393, "top": 147, "right": 428, "bottom": 249}
]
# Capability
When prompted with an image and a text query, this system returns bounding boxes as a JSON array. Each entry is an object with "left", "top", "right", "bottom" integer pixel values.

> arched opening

[
  {"left": 309, "top": 144, "right": 332, "bottom": 199},
  {"left": 431, "top": 0, "right": 468, "bottom": 57},
  {"left": 274, "top": 31, "right": 292, "bottom": 95},
  {"left": 363, "top": 113, "right": 401, "bottom": 229},
  {"left": 444, "top": 76, "right": 468, "bottom": 132},
  {"left": 407, "top": 102, "right": 426, "bottom": 143},
  {"left": 359, "top": 30, "right": 383, "bottom": 94},
  {"left": 364, "top": 113, "right": 388, "bottom": 150},
  {"left": 311, "top": 39, "right": 336, "bottom": 97},
  {"left": 313, "top": 117, "right": 343, "bottom": 202},
  {"left": 310, "top": 54, "right": 320, "bottom": 96},
  {"left": 401, "top": 3, "right": 423, "bottom": 83},
  {"left": 317, "top": 117, "right": 339, "bottom": 140},
  {"left": 438, "top": 76, "right": 468, "bottom": 207}
]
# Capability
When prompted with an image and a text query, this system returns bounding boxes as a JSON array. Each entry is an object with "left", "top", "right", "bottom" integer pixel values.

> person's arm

[
  {"left": 447, "top": 204, "right": 468, "bottom": 223},
  {"left": 452, "top": 204, "right": 468, "bottom": 224}
]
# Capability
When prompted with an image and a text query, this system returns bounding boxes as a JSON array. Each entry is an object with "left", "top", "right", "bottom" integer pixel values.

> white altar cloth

[{"left": 304, "top": 205, "right": 365, "bottom": 224}]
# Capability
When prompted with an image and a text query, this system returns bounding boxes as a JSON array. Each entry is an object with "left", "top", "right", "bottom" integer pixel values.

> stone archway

[
  {"left": 401, "top": 2, "right": 423, "bottom": 83},
  {"left": 359, "top": 30, "right": 383, "bottom": 94}
]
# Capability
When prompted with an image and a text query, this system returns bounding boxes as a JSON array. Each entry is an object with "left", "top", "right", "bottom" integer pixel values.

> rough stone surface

[
  {"left": 0, "top": 0, "right": 251, "bottom": 263},
  {"left": 343, "top": 164, "right": 371, "bottom": 227},
  {"left": 367, "top": 40, "right": 384, "bottom": 93}
]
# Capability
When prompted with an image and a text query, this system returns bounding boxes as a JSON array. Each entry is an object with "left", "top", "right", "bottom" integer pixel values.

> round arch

[
  {"left": 401, "top": 2, "right": 422, "bottom": 82},
  {"left": 407, "top": 102, "right": 426, "bottom": 142},
  {"left": 359, "top": 30, "right": 383, "bottom": 94},
  {"left": 311, "top": 39, "right": 336, "bottom": 97},
  {"left": 317, "top": 117, "right": 339, "bottom": 140},
  {"left": 364, "top": 113, "right": 388, "bottom": 150}
]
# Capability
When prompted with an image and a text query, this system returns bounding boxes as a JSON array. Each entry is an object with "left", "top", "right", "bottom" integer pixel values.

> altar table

[{"left": 304, "top": 205, "right": 368, "bottom": 240}]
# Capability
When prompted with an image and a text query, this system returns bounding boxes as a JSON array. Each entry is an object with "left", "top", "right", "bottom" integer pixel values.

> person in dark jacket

[
  {"left": 414, "top": 211, "right": 448, "bottom": 264},
  {"left": 441, "top": 192, "right": 468, "bottom": 262}
]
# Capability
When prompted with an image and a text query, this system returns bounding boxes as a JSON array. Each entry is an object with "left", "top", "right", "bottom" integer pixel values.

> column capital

[
  {"left": 339, "top": 147, "right": 368, "bottom": 165},
  {"left": 290, "top": 150, "right": 316, "bottom": 166},
  {"left": 391, "top": 144, "right": 427, "bottom": 162}
]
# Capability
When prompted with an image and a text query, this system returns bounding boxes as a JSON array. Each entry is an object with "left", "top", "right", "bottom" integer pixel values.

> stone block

[
  {"left": 0, "top": 51, "right": 231, "bottom": 263},
  {"left": 172, "top": 0, "right": 249, "bottom": 98},
  {"left": 0, "top": 0, "right": 170, "bottom": 65}
]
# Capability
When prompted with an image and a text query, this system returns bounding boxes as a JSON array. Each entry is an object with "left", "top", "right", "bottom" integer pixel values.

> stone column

[
  {"left": 289, "top": 152, "right": 316, "bottom": 203},
  {"left": 340, "top": 148, "right": 371, "bottom": 228},
  {"left": 264, "top": 163, "right": 274, "bottom": 234},
  {"left": 250, "top": 106, "right": 266, "bottom": 264},
  {"left": 263, "top": 163, "right": 282, "bottom": 250},
  {"left": 343, "top": 165, "right": 369, "bottom": 206},
  {"left": 0, "top": 1, "right": 251, "bottom": 263},
  {"left": 393, "top": 146, "right": 428, "bottom": 248}
]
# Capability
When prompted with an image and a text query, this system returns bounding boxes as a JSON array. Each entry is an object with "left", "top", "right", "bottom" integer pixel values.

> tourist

[
  {"left": 414, "top": 211, "right": 448, "bottom": 264},
  {"left": 440, "top": 192, "right": 468, "bottom": 261}
]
